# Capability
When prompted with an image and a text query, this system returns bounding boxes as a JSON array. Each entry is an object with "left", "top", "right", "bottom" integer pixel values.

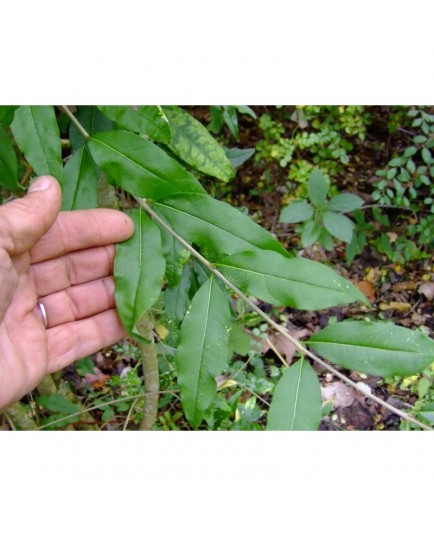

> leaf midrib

[
  {"left": 191, "top": 278, "right": 214, "bottom": 421},
  {"left": 154, "top": 201, "right": 272, "bottom": 253},
  {"left": 308, "top": 339, "right": 428, "bottom": 355},
  {"left": 90, "top": 135, "right": 198, "bottom": 193},
  {"left": 28, "top": 106, "right": 52, "bottom": 173},
  {"left": 217, "top": 261, "right": 354, "bottom": 295}
]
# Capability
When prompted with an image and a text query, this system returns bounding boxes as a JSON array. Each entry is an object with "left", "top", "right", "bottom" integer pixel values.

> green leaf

[
  {"left": 234, "top": 105, "right": 257, "bottom": 119},
  {"left": 114, "top": 209, "right": 166, "bottom": 340},
  {"left": 217, "top": 249, "right": 368, "bottom": 310},
  {"left": 88, "top": 130, "right": 205, "bottom": 200},
  {"left": 153, "top": 195, "right": 289, "bottom": 260},
  {"left": 162, "top": 105, "right": 234, "bottom": 182},
  {"left": 318, "top": 228, "right": 335, "bottom": 251},
  {"left": 61, "top": 146, "right": 98, "bottom": 210},
  {"left": 0, "top": 106, "right": 18, "bottom": 125},
  {"left": 176, "top": 276, "right": 232, "bottom": 428},
  {"left": 10, "top": 105, "right": 63, "bottom": 181},
  {"left": 417, "top": 402, "right": 434, "bottom": 424},
  {"left": 224, "top": 147, "right": 255, "bottom": 169},
  {"left": 266, "top": 359, "right": 321, "bottom": 430},
  {"left": 208, "top": 106, "right": 225, "bottom": 134},
  {"left": 223, "top": 106, "right": 239, "bottom": 140},
  {"left": 160, "top": 227, "right": 190, "bottom": 287},
  {"left": 308, "top": 169, "right": 329, "bottom": 208},
  {"left": 98, "top": 105, "right": 171, "bottom": 144},
  {"left": 328, "top": 193, "right": 364, "bottom": 212},
  {"left": 403, "top": 146, "right": 417, "bottom": 158},
  {"left": 228, "top": 323, "right": 252, "bottom": 357},
  {"left": 279, "top": 200, "right": 314, "bottom": 223},
  {"left": 308, "top": 320, "right": 434, "bottom": 377},
  {"left": 414, "top": 135, "right": 427, "bottom": 144},
  {"left": 407, "top": 159, "right": 416, "bottom": 173},
  {"left": 165, "top": 263, "right": 192, "bottom": 324},
  {"left": 75, "top": 356, "right": 95, "bottom": 377},
  {"left": 70, "top": 106, "right": 113, "bottom": 150},
  {"left": 0, "top": 125, "right": 21, "bottom": 191},
  {"left": 36, "top": 394, "right": 80, "bottom": 415},
  {"left": 323, "top": 211, "right": 354, "bottom": 243},
  {"left": 389, "top": 157, "right": 403, "bottom": 167},
  {"left": 301, "top": 219, "right": 322, "bottom": 247},
  {"left": 422, "top": 148, "right": 432, "bottom": 165}
]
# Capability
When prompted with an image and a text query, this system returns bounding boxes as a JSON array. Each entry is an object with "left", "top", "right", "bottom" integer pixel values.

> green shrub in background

[
  {"left": 1, "top": 105, "right": 434, "bottom": 432},
  {"left": 255, "top": 105, "right": 370, "bottom": 194},
  {"left": 279, "top": 168, "right": 364, "bottom": 250}
]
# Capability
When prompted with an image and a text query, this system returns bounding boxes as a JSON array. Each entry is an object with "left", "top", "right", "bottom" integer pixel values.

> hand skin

[{"left": 0, "top": 176, "right": 134, "bottom": 411}]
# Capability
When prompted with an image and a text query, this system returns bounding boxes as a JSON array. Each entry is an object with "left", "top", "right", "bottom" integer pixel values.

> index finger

[{"left": 30, "top": 208, "right": 134, "bottom": 263}]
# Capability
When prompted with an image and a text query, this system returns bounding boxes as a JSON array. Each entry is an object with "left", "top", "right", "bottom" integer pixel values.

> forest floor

[
  {"left": 7, "top": 105, "right": 432, "bottom": 432},
  {"left": 183, "top": 106, "right": 434, "bottom": 431}
]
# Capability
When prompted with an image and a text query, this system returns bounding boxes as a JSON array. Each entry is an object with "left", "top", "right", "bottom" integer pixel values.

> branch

[
  {"left": 61, "top": 105, "right": 90, "bottom": 140},
  {"left": 136, "top": 196, "right": 433, "bottom": 432}
]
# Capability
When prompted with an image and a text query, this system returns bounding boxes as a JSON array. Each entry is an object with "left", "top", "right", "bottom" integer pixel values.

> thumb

[{"left": 0, "top": 176, "right": 62, "bottom": 256}]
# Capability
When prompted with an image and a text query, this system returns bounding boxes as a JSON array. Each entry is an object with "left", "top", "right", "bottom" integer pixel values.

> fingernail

[{"left": 29, "top": 177, "right": 51, "bottom": 193}]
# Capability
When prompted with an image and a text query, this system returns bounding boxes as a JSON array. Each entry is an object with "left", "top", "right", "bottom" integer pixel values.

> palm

[
  {"left": 0, "top": 259, "right": 49, "bottom": 407},
  {"left": 0, "top": 180, "right": 133, "bottom": 410}
]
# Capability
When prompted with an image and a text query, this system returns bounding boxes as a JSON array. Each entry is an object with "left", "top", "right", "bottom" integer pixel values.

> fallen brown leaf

[
  {"left": 419, "top": 282, "right": 434, "bottom": 301},
  {"left": 262, "top": 329, "right": 310, "bottom": 365},
  {"left": 392, "top": 280, "right": 417, "bottom": 292},
  {"left": 356, "top": 280, "right": 376, "bottom": 302},
  {"left": 379, "top": 301, "right": 412, "bottom": 312}
]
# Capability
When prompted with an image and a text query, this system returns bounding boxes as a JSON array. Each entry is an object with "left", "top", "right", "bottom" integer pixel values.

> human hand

[{"left": 0, "top": 176, "right": 134, "bottom": 410}]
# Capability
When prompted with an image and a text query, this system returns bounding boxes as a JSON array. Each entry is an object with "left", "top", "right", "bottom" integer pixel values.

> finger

[
  {"left": 39, "top": 276, "right": 115, "bottom": 327},
  {"left": 0, "top": 176, "right": 61, "bottom": 256},
  {"left": 30, "top": 245, "right": 114, "bottom": 296},
  {"left": 46, "top": 309, "right": 127, "bottom": 372},
  {"left": 31, "top": 208, "right": 134, "bottom": 263}
]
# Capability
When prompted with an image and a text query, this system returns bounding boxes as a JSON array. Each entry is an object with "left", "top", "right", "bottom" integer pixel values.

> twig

[
  {"left": 136, "top": 197, "right": 433, "bottom": 431},
  {"left": 61, "top": 105, "right": 90, "bottom": 140},
  {"left": 360, "top": 204, "right": 413, "bottom": 212},
  {"left": 136, "top": 316, "right": 160, "bottom": 431}
]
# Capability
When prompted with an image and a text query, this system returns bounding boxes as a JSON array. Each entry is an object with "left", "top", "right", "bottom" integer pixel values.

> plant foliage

[{"left": 2, "top": 104, "right": 434, "bottom": 431}]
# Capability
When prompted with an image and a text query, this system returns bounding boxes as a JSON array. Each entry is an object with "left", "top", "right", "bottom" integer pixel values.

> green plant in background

[
  {"left": 279, "top": 168, "right": 364, "bottom": 251},
  {"left": 372, "top": 107, "right": 434, "bottom": 209},
  {"left": 255, "top": 105, "right": 370, "bottom": 194},
  {"left": 2, "top": 105, "right": 434, "bottom": 432},
  {"left": 207, "top": 105, "right": 257, "bottom": 141}
]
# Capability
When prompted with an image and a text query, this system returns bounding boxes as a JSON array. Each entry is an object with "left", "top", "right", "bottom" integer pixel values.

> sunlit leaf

[
  {"left": 266, "top": 359, "right": 321, "bottom": 430},
  {"left": 162, "top": 105, "right": 234, "bottom": 182},
  {"left": 10, "top": 105, "right": 63, "bottom": 181},
  {"left": 176, "top": 276, "right": 231, "bottom": 428},
  {"left": 217, "top": 249, "right": 367, "bottom": 310},
  {"left": 308, "top": 320, "right": 434, "bottom": 376},
  {"left": 114, "top": 209, "right": 166, "bottom": 340}
]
